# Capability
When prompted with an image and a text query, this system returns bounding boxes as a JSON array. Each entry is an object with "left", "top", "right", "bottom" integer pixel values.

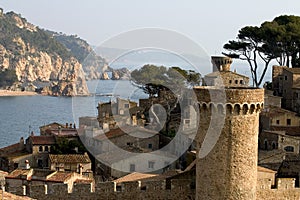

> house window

[
  {"left": 39, "top": 146, "right": 43, "bottom": 152},
  {"left": 130, "top": 164, "right": 135, "bottom": 172},
  {"left": 287, "top": 119, "right": 291, "bottom": 125},
  {"left": 148, "top": 161, "right": 155, "bottom": 169},
  {"left": 124, "top": 104, "right": 129, "bottom": 108},
  {"left": 44, "top": 146, "right": 49, "bottom": 152},
  {"left": 284, "top": 146, "right": 294, "bottom": 152},
  {"left": 37, "top": 159, "right": 43, "bottom": 168},
  {"left": 235, "top": 80, "right": 238, "bottom": 84},
  {"left": 148, "top": 143, "right": 153, "bottom": 149},
  {"left": 285, "top": 76, "right": 287, "bottom": 80},
  {"left": 240, "top": 80, "right": 244, "bottom": 85},
  {"left": 229, "top": 80, "right": 232, "bottom": 84},
  {"left": 276, "top": 120, "right": 280, "bottom": 125},
  {"left": 184, "top": 119, "right": 190, "bottom": 125}
]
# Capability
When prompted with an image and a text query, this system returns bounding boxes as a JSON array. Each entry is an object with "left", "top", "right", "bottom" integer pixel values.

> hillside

[
  {"left": 0, "top": 10, "right": 88, "bottom": 96},
  {"left": 46, "top": 31, "right": 109, "bottom": 80}
]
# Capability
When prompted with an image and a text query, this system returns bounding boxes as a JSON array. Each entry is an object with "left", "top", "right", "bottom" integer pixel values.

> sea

[{"left": 0, "top": 80, "right": 147, "bottom": 148}]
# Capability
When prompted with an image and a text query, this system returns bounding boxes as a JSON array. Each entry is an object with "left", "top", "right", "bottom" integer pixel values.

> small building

[
  {"left": 272, "top": 66, "right": 300, "bottom": 112},
  {"left": 25, "top": 135, "right": 56, "bottom": 168},
  {"left": 260, "top": 106, "right": 300, "bottom": 131},
  {"left": 5, "top": 168, "right": 93, "bottom": 196},
  {"left": 203, "top": 56, "right": 249, "bottom": 87},
  {"left": 48, "top": 153, "right": 92, "bottom": 176},
  {"left": 259, "top": 130, "right": 300, "bottom": 153},
  {"left": 97, "top": 98, "right": 138, "bottom": 130}
]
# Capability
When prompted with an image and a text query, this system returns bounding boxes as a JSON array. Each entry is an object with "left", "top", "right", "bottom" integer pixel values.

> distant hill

[
  {"left": 46, "top": 31, "right": 109, "bottom": 80},
  {"left": 0, "top": 9, "right": 89, "bottom": 96}
]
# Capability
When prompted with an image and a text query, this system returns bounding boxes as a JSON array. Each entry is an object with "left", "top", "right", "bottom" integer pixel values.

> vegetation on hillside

[
  {"left": 0, "top": 69, "right": 17, "bottom": 88},
  {"left": 0, "top": 12, "right": 72, "bottom": 61}
]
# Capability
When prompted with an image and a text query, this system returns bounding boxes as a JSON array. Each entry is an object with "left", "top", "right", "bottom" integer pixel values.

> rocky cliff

[
  {"left": 0, "top": 10, "right": 89, "bottom": 96},
  {"left": 49, "top": 31, "right": 108, "bottom": 80}
]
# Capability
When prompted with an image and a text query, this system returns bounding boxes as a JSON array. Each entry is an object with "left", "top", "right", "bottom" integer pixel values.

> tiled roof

[
  {"left": 39, "top": 122, "right": 65, "bottom": 129},
  {"left": 48, "top": 129, "right": 78, "bottom": 137},
  {"left": 261, "top": 106, "right": 298, "bottom": 118},
  {"left": 6, "top": 169, "right": 31, "bottom": 179},
  {"left": 270, "top": 126, "right": 300, "bottom": 136},
  {"left": 113, "top": 172, "right": 158, "bottom": 183},
  {"left": 49, "top": 153, "right": 91, "bottom": 164},
  {"left": 31, "top": 136, "right": 56, "bottom": 145},
  {"left": 257, "top": 166, "right": 276, "bottom": 173},
  {"left": 95, "top": 125, "right": 157, "bottom": 141},
  {"left": 46, "top": 171, "right": 73, "bottom": 182},
  {"left": 284, "top": 67, "right": 300, "bottom": 74}
]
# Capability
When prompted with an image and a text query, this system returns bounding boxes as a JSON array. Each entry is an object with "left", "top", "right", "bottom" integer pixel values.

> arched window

[
  {"left": 271, "top": 142, "right": 276, "bottom": 150},
  {"left": 264, "top": 139, "right": 268, "bottom": 150},
  {"left": 39, "top": 146, "right": 43, "bottom": 152},
  {"left": 44, "top": 146, "right": 49, "bottom": 152},
  {"left": 284, "top": 146, "right": 295, "bottom": 152}
]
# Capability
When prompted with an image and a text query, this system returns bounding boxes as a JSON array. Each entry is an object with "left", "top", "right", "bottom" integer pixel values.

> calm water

[{"left": 0, "top": 80, "right": 147, "bottom": 148}]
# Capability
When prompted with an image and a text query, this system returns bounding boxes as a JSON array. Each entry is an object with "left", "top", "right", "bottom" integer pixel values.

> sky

[
  {"left": 2, "top": 0, "right": 300, "bottom": 55},
  {"left": 1, "top": 0, "right": 300, "bottom": 82}
]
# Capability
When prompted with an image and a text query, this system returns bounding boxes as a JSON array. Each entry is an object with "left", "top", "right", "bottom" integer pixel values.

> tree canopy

[
  {"left": 131, "top": 64, "right": 201, "bottom": 97},
  {"left": 223, "top": 15, "right": 300, "bottom": 87}
]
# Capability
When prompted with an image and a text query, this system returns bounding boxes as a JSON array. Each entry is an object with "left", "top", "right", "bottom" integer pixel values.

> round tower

[
  {"left": 211, "top": 56, "right": 232, "bottom": 72},
  {"left": 194, "top": 87, "right": 264, "bottom": 200}
]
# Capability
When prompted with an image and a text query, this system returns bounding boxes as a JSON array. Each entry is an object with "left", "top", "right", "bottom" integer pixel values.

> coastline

[{"left": 0, "top": 90, "right": 38, "bottom": 97}]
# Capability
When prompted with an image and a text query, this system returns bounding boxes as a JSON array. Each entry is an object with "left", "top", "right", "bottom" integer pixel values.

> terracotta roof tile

[
  {"left": 31, "top": 136, "right": 56, "bottom": 145},
  {"left": 113, "top": 172, "right": 158, "bottom": 183},
  {"left": 284, "top": 67, "right": 300, "bottom": 74},
  {"left": 95, "top": 125, "right": 157, "bottom": 141},
  {"left": 257, "top": 166, "right": 276, "bottom": 173},
  {"left": 46, "top": 171, "right": 73, "bottom": 182},
  {"left": 49, "top": 153, "right": 91, "bottom": 164},
  {"left": 270, "top": 126, "right": 300, "bottom": 136}
]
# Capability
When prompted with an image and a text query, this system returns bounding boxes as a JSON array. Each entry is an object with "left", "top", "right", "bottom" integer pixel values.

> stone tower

[
  {"left": 211, "top": 56, "right": 233, "bottom": 72},
  {"left": 194, "top": 86, "right": 264, "bottom": 200}
]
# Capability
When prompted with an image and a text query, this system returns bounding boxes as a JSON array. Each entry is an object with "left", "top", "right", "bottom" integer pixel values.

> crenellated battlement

[
  {"left": 198, "top": 102, "right": 264, "bottom": 115},
  {"left": 194, "top": 86, "right": 264, "bottom": 104},
  {"left": 7, "top": 179, "right": 195, "bottom": 200}
]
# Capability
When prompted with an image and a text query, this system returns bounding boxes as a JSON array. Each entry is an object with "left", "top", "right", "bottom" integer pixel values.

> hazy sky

[{"left": 1, "top": 0, "right": 300, "bottom": 56}]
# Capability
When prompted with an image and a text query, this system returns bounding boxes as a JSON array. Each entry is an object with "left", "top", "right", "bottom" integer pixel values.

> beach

[{"left": 0, "top": 90, "right": 38, "bottom": 96}]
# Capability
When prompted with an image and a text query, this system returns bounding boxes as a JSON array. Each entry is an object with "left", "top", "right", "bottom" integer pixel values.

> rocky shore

[{"left": 0, "top": 90, "right": 38, "bottom": 96}]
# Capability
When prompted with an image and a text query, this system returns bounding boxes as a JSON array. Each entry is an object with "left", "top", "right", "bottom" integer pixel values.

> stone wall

[{"left": 8, "top": 179, "right": 195, "bottom": 200}]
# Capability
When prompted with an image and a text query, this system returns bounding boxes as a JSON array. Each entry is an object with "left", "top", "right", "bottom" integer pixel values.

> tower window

[
  {"left": 276, "top": 120, "right": 280, "bottom": 125},
  {"left": 235, "top": 80, "right": 238, "bottom": 84},
  {"left": 287, "top": 119, "right": 291, "bottom": 125},
  {"left": 130, "top": 164, "right": 135, "bottom": 172},
  {"left": 148, "top": 161, "right": 155, "bottom": 169}
]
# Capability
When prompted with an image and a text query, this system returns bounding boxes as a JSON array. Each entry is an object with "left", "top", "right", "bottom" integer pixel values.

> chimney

[
  {"left": 19, "top": 137, "right": 24, "bottom": 151},
  {"left": 70, "top": 123, "right": 73, "bottom": 129},
  {"left": 66, "top": 123, "right": 69, "bottom": 128},
  {"left": 58, "top": 126, "right": 62, "bottom": 135},
  {"left": 25, "top": 160, "right": 30, "bottom": 169}
]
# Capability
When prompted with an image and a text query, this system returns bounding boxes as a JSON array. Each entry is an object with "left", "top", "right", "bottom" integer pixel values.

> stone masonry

[{"left": 194, "top": 86, "right": 264, "bottom": 200}]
